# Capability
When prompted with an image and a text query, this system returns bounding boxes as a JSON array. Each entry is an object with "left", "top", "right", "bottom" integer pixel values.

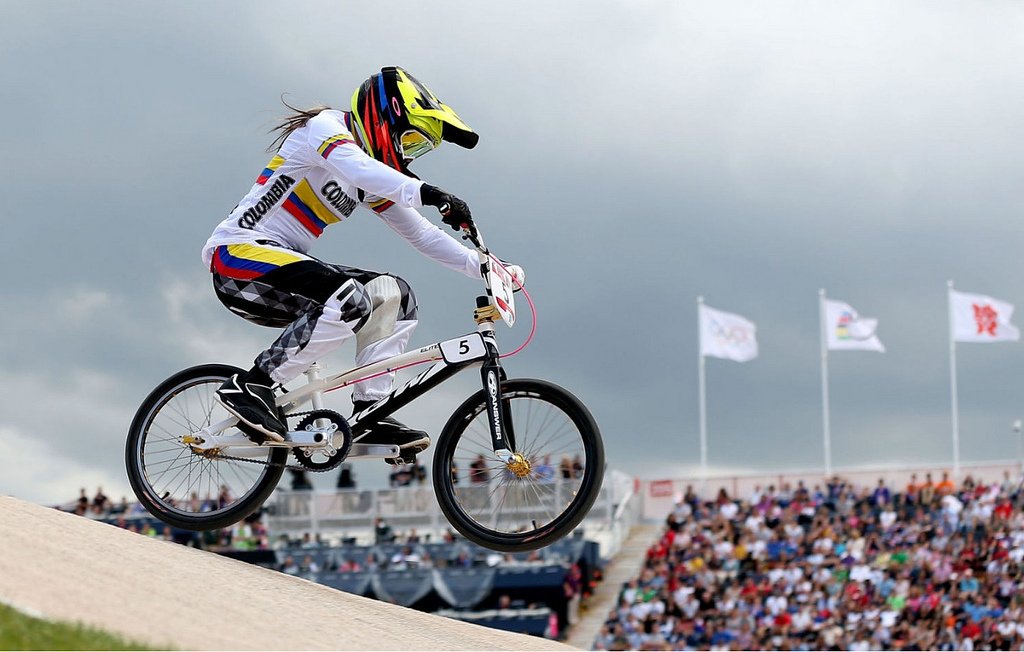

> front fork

[
  {"left": 480, "top": 345, "right": 514, "bottom": 461},
  {"left": 477, "top": 310, "right": 529, "bottom": 476}
]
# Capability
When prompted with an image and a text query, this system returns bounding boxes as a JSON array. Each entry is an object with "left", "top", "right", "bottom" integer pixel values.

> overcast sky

[{"left": 3, "top": 1, "right": 1024, "bottom": 506}]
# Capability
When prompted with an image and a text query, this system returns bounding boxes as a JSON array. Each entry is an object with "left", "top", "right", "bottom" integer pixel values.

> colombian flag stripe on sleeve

[
  {"left": 369, "top": 198, "right": 395, "bottom": 214},
  {"left": 255, "top": 155, "right": 286, "bottom": 185},
  {"left": 318, "top": 134, "right": 355, "bottom": 159}
]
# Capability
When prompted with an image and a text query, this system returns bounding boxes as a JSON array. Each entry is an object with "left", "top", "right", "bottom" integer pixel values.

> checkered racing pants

[{"left": 211, "top": 245, "right": 418, "bottom": 402}]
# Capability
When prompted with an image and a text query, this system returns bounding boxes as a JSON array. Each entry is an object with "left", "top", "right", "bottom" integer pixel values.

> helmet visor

[{"left": 400, "top": 128, "right": 436, "bottom": 161}]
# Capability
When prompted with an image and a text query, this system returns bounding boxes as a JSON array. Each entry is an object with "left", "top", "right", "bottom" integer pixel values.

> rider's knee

[
  {"left": 390, "top": 274, "right": 418, "bottom": 322},
  {"left": 323, "top": 279, "right": 371, "bottom": 325},
  {"left": 362, "top": 275, "right": 417, "bottom": 321}
]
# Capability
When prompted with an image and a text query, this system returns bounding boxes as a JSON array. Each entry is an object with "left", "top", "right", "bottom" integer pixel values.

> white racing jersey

[{"left": 202, "top": 109, "right": 480, "bottom": 278}]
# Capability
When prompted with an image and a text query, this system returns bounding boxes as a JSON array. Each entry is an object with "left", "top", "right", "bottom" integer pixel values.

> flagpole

[
  {"left": 948, "top": 280, "right": 960, "bottom": 479},
  {"left": 697, "top": 296, "right": 708, "bottom": 480},
  {"left": 819, "top": 289, "right": 833, "bottom": 478}
]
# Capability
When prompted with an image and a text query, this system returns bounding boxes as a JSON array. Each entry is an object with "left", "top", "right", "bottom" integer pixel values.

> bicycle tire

[
  {"left": 125, "top": 364, "right": 287, "bottom": 531},
  {"left": 432, "top": 378, "right": 604, "bottom": 552}
]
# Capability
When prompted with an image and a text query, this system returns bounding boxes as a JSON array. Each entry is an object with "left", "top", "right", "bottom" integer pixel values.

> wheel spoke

[
  {"left": 129, "top": 370, "right": 285, "bottom": 528},
  {"left": 437, "top": 383, "right": 603, "bottom": 550}
]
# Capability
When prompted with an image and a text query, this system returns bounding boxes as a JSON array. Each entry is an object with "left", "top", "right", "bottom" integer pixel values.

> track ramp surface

[{"left": 0, "top": 497, "right": 575, "bottom": 650}]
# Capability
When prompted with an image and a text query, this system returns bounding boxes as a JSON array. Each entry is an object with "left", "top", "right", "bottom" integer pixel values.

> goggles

[{"left": 399, "top": 128, "right": 437, "bottom": 161}]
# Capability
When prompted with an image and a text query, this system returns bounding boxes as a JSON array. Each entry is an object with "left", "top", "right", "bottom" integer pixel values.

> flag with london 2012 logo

[
  {"left": 825, "top": 299, "right": 885, "bottom": 352},
  {"left": 950, "top": 289, "right": 1020, "bottom": 343}
]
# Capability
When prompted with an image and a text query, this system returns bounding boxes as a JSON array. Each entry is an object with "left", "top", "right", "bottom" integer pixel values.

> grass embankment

[{"left": 0, "top": 602, "right": 161, "bottom": 650}]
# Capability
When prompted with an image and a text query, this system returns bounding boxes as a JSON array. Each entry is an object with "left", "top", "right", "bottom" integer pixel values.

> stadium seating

[{"left": 593, "top": 475, "right": 1024, "bottom": 651}]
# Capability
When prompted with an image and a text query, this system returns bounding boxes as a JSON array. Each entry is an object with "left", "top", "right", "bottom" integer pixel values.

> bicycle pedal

[{"left": 386, "top": 453, "right": 417, "bottom": 466}]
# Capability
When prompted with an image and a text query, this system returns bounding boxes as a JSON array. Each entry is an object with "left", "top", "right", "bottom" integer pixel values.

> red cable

[{"left": 496, "top": 260, "right": 536, "bottom": 359}]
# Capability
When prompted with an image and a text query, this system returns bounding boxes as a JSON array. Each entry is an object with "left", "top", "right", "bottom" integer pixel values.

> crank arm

[
  {"left": 347, "top": 443, "right": 401, "bottom": 459},
  {"left": 183, "top": 429, "right": 333, "bottom": 451}
]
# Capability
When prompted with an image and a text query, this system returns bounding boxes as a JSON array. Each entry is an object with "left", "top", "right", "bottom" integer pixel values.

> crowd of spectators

[
  {"left": 64, "top": 485, "right": 272, "bottom": 551},
  {"left": 595, "top": 471, "right": 1024, "bottom": 651}
]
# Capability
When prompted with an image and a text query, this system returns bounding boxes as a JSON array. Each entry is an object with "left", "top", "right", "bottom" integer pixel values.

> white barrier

[{"left": 266, "top": 468, "right": 639, "bottom": 559}]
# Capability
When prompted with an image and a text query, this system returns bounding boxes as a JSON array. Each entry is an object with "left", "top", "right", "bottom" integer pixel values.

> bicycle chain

[{"left": 200, "top": 409, "right": 348, "bottom": 473}]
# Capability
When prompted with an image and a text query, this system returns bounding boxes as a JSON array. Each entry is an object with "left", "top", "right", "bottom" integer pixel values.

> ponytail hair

[{"left": 268, "top": 96, "right": 331, "bottom": 151}]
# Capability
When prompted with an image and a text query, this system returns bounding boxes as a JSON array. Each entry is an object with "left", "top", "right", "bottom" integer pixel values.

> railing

[
  {"left": 583, "top": 469, "right": 641, "bottom": 559},
  {"left": 265, "top": 468, "right": 638, "bottom": 559}
]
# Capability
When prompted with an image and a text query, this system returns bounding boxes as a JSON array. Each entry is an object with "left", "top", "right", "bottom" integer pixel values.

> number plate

[
  {"left": 486, "top": 255, "right": 516, "bottom": 326},
  {"left": 440, "top": 333, "right": 487, "bottom": 364}
]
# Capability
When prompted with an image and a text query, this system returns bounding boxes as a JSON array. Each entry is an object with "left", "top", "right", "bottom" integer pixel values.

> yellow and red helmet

[{"left": 350, "top": 66, "right": 478, "bottom": 172}]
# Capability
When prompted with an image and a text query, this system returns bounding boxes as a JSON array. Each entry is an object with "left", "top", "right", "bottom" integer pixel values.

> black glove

[{"left": 420, "top": 184, "right": 473, "bottom": 231}]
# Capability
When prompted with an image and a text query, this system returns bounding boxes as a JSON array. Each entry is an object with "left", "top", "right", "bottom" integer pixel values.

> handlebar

[{"left": 460, "top": 223, "right": 483, "bottom": 252}]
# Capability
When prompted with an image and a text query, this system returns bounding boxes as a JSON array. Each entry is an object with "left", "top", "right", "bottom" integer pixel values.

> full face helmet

[{"left": 350, "top": 66, "right": 478, "bottom": 172}]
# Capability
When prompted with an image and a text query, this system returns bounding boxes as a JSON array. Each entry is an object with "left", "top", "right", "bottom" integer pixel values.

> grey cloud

[{"left": 3, "top": 1, "right": 1024, "bottom": 504}]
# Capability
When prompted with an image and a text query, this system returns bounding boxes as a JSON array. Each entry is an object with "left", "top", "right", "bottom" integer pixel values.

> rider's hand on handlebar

[{"left": 420, "top": 183, "right": 474, "bottom": 232}]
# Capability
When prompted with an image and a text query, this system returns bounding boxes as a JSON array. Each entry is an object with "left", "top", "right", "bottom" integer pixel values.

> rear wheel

[
  {"left": 432, "top": 378, "right": 604, "bottom": 552},
  {"left": 125, "top": 364, "right": 287, "bottom": 531}
]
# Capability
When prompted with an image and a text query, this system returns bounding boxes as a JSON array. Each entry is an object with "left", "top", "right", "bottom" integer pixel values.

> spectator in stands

[
  {"left": 563, "top": 563, "right": 582, "bottom": 626},
  {"left": 299, "top": 553, "right": 320, "bottom": 577},
  {"left": 91, "top": 487, "right": 110, "bottom": 515},
  {"left": 470, "top": 454, "right": 489, "bottom": 484},
  {"left": 279, "top": 554, "right": 299, "bottom": 575},
  {"left": 111, "top": 495, "right": 129, "bottom": 515},
  {"left": 337, "top": 463, "right": 356, "bottom": 489},
  {"left": 374, "top": 517, "right": 394, "bottom": 544},
  {"left": 390, "top": 545, "right": 425, "bottom": 569},
  {"left": 535, "top": 455, "right": 555, "bottom": 483},
  {"left": 1000, "top": 469, "right": 1020, "bottom": 497},
  {"left": 337, "top": 555, "right": 362, "bottom": 572},
  {"left": 75, "top": 488, "right": 89, "bottom": 516},
  {"left": 905, "top": 472, "right": 920, "bottom": 503},
  {"left": 217, "top": 484, "right": 233, "bottom": 509},
  {"left": 872, "top": 477, "right": 891, "bottom": 507},
  {"left": 289, "top": 469, "right": 313, "bottom": 490},
  {"left": 389, "top": 463, "right": 414, "bottom": 487},
  {"left": 559, "top": 456, "right": 573, "bottom": 480},
  {"left": 917, "top": 471, "right": 936, "bottom": 504},
  {"left": 231, "top": 519, "right": 261, "bottom": 550},
  {"left": 942, "top": 490, "right": 964, "bottom": 534},
  {"left": 452, "top": 549, "right": 473, "bottom": 568},
  {"left": 937, "top": 470, "right": 956, "bottom": 496}
]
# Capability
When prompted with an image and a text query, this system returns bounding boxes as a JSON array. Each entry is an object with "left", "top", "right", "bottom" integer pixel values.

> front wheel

[
  {"left": 433, "top": 378, "right": 604, "bottom": 552},
  {"left": 125, "top": 364, "right": 287, "bottom": 531}
]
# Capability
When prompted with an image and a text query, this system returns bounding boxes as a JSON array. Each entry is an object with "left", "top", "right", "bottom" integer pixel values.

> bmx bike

[{"left": 125, "top": 225, "right": 604, "bottom": 551}]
